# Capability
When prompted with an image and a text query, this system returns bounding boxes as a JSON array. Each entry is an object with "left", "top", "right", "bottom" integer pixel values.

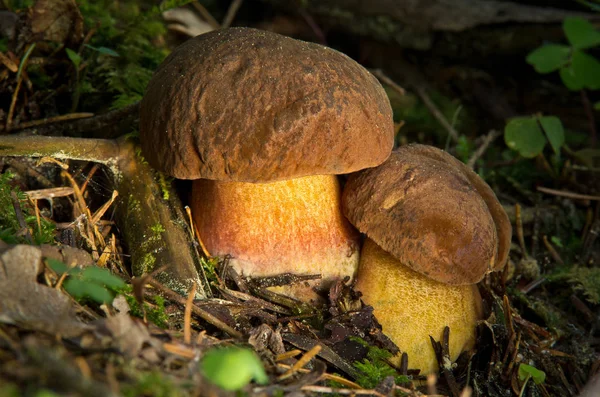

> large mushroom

[
  {"left": 139, "top": 28, "right": 395, "bottom": 300},
  {"left": 342, "top": 144, "right": 511, "bottom": 374}
]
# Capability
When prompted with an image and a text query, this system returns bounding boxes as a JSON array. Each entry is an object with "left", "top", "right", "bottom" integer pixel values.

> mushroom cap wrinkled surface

[
  {"left": 342, "top": 144, "right": 511, "bottom": 285},
  {"left": 140, "top": 27, "right": 394, "bottom": 182}
]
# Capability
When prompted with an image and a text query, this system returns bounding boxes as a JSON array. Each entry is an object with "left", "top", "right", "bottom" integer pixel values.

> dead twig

[
  {"left": 467, "top": 130, "right": 501, "bottom": 169},
  {"left": 148, "top": 278, "right": 242, "bottom": 338},
  {"left": 184, "top": 282, "right": 197, "bottom": 344},
  {"left": 370, "top": 68, "right": 406, "bottom": 96},
  {"left": 7, "top": 43, "right": 36, "bottom": 131},
  {"left": 1, "top": 112, "right": 94, "bottom": 132},
  {"left": 191, "top": 1, "right": 220, "bottom": 29},
  {"left": 221, "top": 0, "right": 243, "bottom": 28},
  {"left": 279, "top": 344, "right": 322, "bottom": 380},
  {"left": 537, "top": 186, "right": 600, "bottom": 201}
]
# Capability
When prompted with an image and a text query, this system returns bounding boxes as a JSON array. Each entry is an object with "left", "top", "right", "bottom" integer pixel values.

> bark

[
  {"left": 264, "top": 0, "right": 595, "bottom": 49},
  {"left": 0, "top": 135, "right": 209, "bottom": 298}
]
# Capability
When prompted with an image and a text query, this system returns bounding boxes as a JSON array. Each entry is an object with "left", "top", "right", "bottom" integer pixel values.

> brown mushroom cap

[
  {"left": 139, "top": 27, "right": 394, "bottom": 182},
  {"left": 342, "top": 144, "right": 512, "bottom": 285}
]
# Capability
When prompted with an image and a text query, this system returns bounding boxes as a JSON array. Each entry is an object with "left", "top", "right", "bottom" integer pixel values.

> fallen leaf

[{"left": 0, "top": 244, "right": 89, "bottom": 337}]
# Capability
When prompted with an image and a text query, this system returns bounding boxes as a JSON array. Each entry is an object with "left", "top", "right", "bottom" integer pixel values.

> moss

[
  {"left": 157, "top": 173, "right": 171, "bottom": 201},
  {"left": 127, "top": 195, "right": 141, "bottom": 214}
]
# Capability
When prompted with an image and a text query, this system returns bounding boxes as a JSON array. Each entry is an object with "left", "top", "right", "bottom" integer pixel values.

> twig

[
  {"left": 184, "top": 282, "right": 197, "bottom": 344},
  {"left": 24, "top": 187, "right": 74, "bottom": 200},
  {"left": 467, "top": 130, "right": 501, "bottom": 169},
  {"left": 298, "top": 7, "right": 327, "bottom": 44},
  {"left": 18, "top": 102, "right": 139, "bottom": 137},
  {"left": 6, "top": 43, "right": 36, "bottom": 131},
  {"left": 1, "top": 112, "right": 94, "bottom": 132},
  {"left": 515, "top": 203, "right": 528, "bottom": 258},
  {"left": 370, "top": 69, "right": 406, "bottom": 96},
  {"left": 537, "top": 186, "right": 600, "bottom": 201},
  {"left": 430, "top": 327, "right": 461, "bottom": 397},
  {"left": 191, "top": 1, "right": 220, "bottom": 29},
  {"left": 221, "top": 0, "right": 243, "bottom": 28},
  {"left": 148, "top": 278, "right": 242, "bottom": 338},
  {"left": 11, "top": 191, "right": 32, "bottom": 243},
  {"left": 300, "top": 385, "right": 385, "bottom": 396},
  {"left": 279, "top": 344, "right": 322, "bottom": 380},
  {"left": 542, "top": 235, "right": 564, "bottom": 265},
  {"left": 414, "top": 84, "right": 460, "bottom": 143}
]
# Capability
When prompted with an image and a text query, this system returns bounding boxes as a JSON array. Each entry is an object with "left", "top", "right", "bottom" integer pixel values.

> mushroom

[
  {"left": 342, "top": 144, "right": 511, "bottom": 373},
  {"left": 139, "top": 28, "right": 395, "bottom": 300}
]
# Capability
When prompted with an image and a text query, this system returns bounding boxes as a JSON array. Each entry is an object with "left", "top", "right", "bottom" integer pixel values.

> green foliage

[
  {"left": 47, "top": 259, "right": 126, "bottom": 304},
  {"left": 124, "top": 288, "right": 170, "bottom": 328},
  {"left": 527, "top": 17, "right": 600, "bottom": 91},
  {"left": 567, "top": 267, "right": 600, "bottom": 304},
  {"left": 0, "top": 172, "right": 56, "bottom": 245},
  {"left": 201, "top": 256, "right": 220, "bottom": 284},
  {"left": 200, "top": 346, "right": 269, "bottom": 391},
  {"left": 65, "top": 48, "right": 82, "bottom": 70},
  {"left": 455, "top": 135, "right": 476, "bottom": 163},
  {"left": 504, "top": 115, "right": 565, "bottom": 158},
  {"left": 75, "top": 0, "right": 175, "bottom": 110},
  {"left": 350, "top": 337, "right": 409, "bottom": 389},
  {"left": 518, "top": 364, "right": 546, "bottom": 397},
  {"left": 121, "top": 371, "right": 184, "bottom": 397}
]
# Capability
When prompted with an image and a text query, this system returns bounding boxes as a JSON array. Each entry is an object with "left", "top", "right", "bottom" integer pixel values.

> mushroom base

[
  {"left": 191, "top": 175, "right": 360, "bottom": 301},
  {"left": 356, "top": 239, "right": 483, "bottom": 374}
]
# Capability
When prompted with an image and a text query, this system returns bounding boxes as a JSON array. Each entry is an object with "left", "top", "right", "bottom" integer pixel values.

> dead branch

[{"left": 0, "top": 134, "right": 209, "bottom": 298}]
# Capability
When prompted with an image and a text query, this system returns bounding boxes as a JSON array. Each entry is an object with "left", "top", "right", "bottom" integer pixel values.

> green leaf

[
  {"left": 81, "top": 266, "right": 126, "bottom": 289},
  {"left": 65, "top": 48, "right": 81, "bottom": 69},
  {"left": 200, "top": 347, "right": 268, "bottom": 391},
  {"left": 560, "top": 50, "right": 600, "bottom": 90},
  {"left": 518, "top": 364, "right": 546, "bottom": 385},
  {"left": 64, "top": 279, "right": 114, "bottom": 303},
  {"left": 46, "top": 258, "right": 69, "bottom": 274},
  {"left": 563, "top": 17, "right": 600, "bottom": 50},
  {"left": 594, "top": 101, "right": 600, "bottom": 111},
  {"left": 538, "top": 116, "right": 565, "bottom": 154},
  {"left": 84, "top": 44, "right": 120, "bottom": 57},
  {"left": 526, "top": 44, "right": 571, "bottom": 73},
  {"left": 504, "top": 117, "right": 546, "bottom": 158}
]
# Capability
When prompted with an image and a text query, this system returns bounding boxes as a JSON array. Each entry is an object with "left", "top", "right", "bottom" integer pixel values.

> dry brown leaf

[
  {"left": 31, "top": 0, "right": 83, "bottom": 44},
  {"left": 0, "top": 244, "right": 89, "bottom": 337}
]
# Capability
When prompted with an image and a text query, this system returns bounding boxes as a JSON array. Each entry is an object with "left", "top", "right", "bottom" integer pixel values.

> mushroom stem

[
  {"left": 356, "top": 238, "right": 483, "bottom": 374},
  {"left": 191, "top": 174, "right": 360, "bottom": 300}
]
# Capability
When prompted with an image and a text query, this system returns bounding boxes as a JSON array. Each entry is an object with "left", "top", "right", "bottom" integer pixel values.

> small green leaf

[
  {"left": 504, "top": 117, "right": 546, "bottom": 158},
  {"left": 46, "top": 258, "right": 69, "bottom": 274},
  {"left": 518, "top": 364, "right": 546, "bottom": 385},
  {"left": 594, "top": 101, "right": 600, "bottom": 111},
  {"left": 65, "top": 48, "right": 81, "bottom": 69},
  {"left": 559, "top": 64, "right": 584, "bottom": 90},
  {"left": 81, "top": 267, "right": 126, "bottom": 289},
  {"left": 563, "top": 17, "right": 600, "bottom": 50},
  {"left": 64, "top": 279, "right": 114, "bottom": 303},
  {"left": 84, "top": 44, "right": 120, "bottom": 57},
  {"left": 550, "top": 236, "right": 563, "bottom": 248},
  {"left": 538, "top": 116, "right": 565, "bottom": 154},
  {"left": 526, "top": 44, "right": 571, "bottom": 73},
  {"left": 201, "top": 347, "right": 268, "bottom": 391},
  {"left": 560, "top": 50, "right": 600, "bottom": 90}
]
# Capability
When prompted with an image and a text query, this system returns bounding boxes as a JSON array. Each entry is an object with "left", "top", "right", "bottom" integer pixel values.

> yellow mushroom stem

[
  {"left": 356, "top": 239, "right": 483, "bottom": 374},
  {"left": 191, "top": 174, "right": 360, "bottom": 301}
]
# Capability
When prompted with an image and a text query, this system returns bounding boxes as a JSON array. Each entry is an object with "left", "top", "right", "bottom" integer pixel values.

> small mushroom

[
  {"left": 140, "top": 28, "right": 395, "bottom": 300},
  {"left": 342, "top": 144, "right": 512, "bottom": 373}
]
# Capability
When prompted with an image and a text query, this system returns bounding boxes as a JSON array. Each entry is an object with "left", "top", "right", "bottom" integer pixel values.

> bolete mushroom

[
  {"left": 342, "top": 144, "right": 511, "bottom": 373},
  {"left": 139, "top": 28, "right": 394, "bottom": 300}
]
